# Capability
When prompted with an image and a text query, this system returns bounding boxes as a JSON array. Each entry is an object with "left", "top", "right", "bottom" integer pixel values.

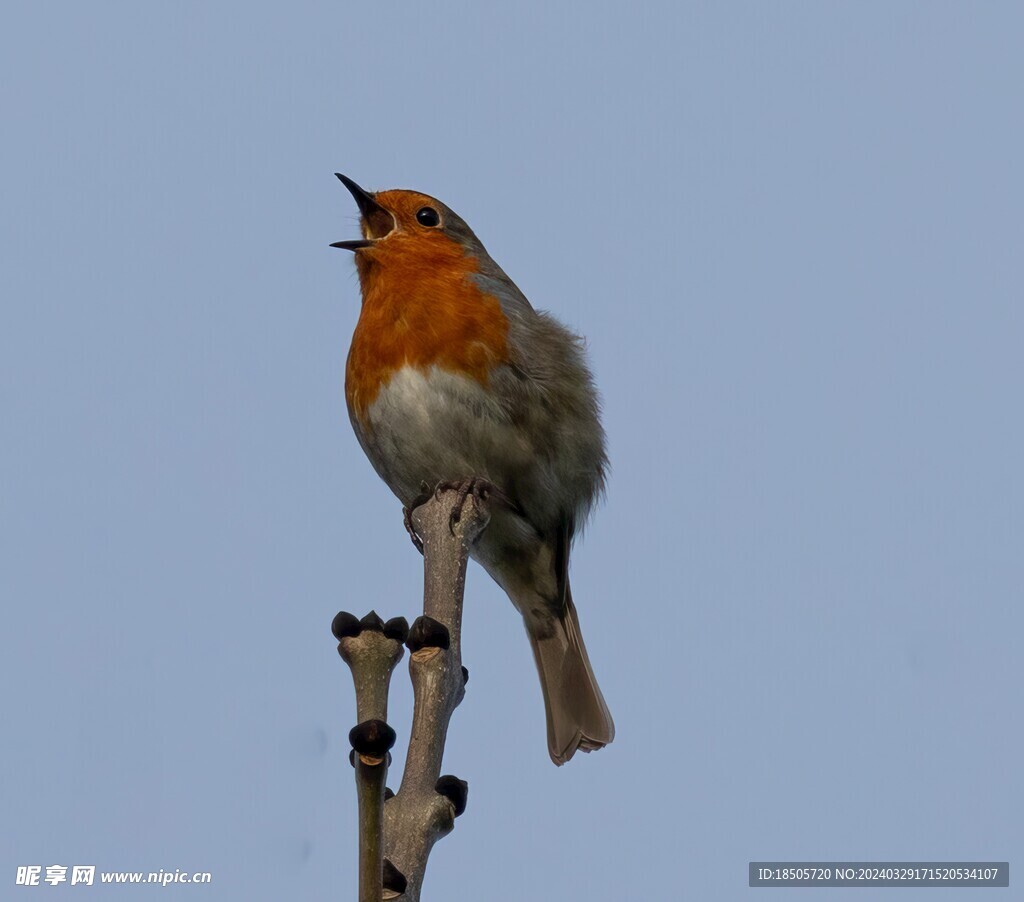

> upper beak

[{"left": 330, "top": 173, "right": 395, "bottom": 251}]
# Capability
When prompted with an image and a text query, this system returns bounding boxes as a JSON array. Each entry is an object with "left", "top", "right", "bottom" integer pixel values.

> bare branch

[
  {"left": 335, "top": 488, "right": 488, "bottom": 901},
  {"left": 335, "top": 613, "right": 408, "bottom": 902},
  {"left": 384, "top": 489, "right": 488, "bottom": 901}
]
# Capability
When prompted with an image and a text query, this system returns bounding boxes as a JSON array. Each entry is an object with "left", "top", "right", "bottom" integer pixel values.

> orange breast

[{"left": 346, "top": 240, "right": 510, "bottom": 421}]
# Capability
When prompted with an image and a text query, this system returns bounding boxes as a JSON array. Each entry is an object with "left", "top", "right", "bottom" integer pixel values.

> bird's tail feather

[{"left": 526, "top": 585, "right": 614, "bottom": 766}]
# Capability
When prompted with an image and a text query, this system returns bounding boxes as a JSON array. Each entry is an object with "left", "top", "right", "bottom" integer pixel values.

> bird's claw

[
  {"left": 402, "top": 482, "right": 434, "bottom": 554},
  {"left": 434, "top": 477, "right": 504, "bottom": 536},
  {"left": 404, "top": 478, "right": 512, "bottom": 549},
  {"left": 402, "top": 505, "right": 424, "bottom": 555}
]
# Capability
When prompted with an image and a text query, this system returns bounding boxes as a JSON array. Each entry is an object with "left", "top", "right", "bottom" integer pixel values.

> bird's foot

[
  {"left": 405, "top": 478, "right": 514, "bottom": 549},
  {"left": 402, "top": 482, "right": 434, "bottom": 555},
  {"left": 434, "top": 477, "right": 509, "bottom": 536},
  {"left": 402, "top": 505, "right": 424, "bottom": 555}
]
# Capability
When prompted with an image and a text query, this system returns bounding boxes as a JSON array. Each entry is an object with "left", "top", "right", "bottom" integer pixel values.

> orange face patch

[{"left": 345, "top": 193, "right": 510, "bottom": 420}]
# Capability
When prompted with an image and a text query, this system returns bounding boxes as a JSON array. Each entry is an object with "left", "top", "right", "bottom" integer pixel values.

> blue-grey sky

[{"left": 2, "top": 2, "right": 1020, "bottom": 899}]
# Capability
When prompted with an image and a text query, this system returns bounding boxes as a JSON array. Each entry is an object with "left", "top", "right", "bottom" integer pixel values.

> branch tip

[
  {"left": 331, "top": 610, "right": 361, "bottom": 640},
  {"left": 383, "top": 616, "right": 410, "bottom": 643},
  {"left": 359, "top": 610, "right": 386, "bottom": 633},
  {"left": 406, "top": 615, "right": 450, "bottom": 652}
]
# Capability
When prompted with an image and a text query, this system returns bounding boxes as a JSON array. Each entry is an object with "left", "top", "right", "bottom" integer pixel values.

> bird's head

[{"left": 331, "top": 174, "right": 487, "bottom": 268}]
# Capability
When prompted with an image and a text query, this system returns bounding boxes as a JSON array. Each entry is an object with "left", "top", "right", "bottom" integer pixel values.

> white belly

[
  {"left": 353, "top": 365, "right": 531, "bottom": 506},
  {"left": 352, "top": 363, "right": 562, "bottom": 607}
]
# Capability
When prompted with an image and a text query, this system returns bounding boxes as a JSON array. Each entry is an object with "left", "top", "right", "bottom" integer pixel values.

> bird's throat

[{"left": 346, "top": 247, "right": 511, "bottom": 420}]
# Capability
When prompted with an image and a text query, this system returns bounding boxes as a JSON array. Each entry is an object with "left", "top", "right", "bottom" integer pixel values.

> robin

[{"left": 331, "top": 174, "right": 614, "bottom": 765}]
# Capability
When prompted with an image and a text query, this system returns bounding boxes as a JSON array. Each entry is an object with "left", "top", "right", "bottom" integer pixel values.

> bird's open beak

[{"left": 330, "top": 173, "right": 395, "bottom": 251}]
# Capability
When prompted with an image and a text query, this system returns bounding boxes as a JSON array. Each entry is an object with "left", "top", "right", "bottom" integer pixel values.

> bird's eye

[{"left": 416, "top": 206, "right": 441, "bottom": 227}]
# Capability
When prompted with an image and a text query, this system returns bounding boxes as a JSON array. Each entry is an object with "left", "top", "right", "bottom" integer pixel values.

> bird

[{"left": 331, "top": 173, "right": 614, "bottom": 765}]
